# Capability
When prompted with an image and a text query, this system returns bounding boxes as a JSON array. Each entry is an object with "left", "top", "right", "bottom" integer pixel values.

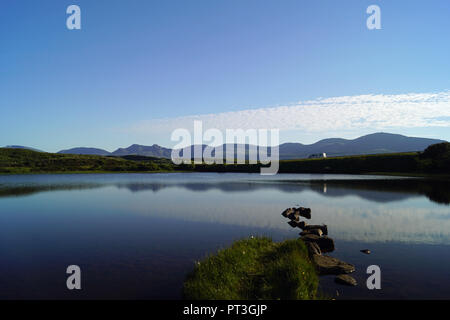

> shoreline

[
  {"left": 1, "top": 146, "right": 448, "bottom": 178},
  {"left": 1, "top": 170, "right": 449, "bottom": 181}
]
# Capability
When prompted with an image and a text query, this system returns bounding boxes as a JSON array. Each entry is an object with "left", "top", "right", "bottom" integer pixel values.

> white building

[{"left": 308, "top": 153, "right": 327, "bottom": 159}]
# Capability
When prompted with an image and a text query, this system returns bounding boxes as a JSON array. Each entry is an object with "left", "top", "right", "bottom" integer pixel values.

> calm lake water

[{"left": 0, "top": 173, "right": 449, "bottom": 299}]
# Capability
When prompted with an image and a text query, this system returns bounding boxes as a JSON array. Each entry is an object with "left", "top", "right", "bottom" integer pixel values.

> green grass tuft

[{"left": 183, "top": 237, "right": 319, "bottom": 300}]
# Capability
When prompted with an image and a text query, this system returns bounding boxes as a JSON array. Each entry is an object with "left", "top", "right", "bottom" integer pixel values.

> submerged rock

[
  {"left": 335, "top": 274, "right": 357, "bottom": 286},
  {"left": 301, "top": 234, "right": 335, "bottom": 253},
  {"left": 360, "top": 249, "right": 371, "bottom": 254},
  {"left": 312, "top": 255, "right": 355, "bottom": 275}
]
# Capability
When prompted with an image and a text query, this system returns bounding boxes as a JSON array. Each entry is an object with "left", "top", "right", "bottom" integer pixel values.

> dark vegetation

[
  {"left": 190, "top": 142, "right": 450, "bottom": 175},
  {"left": 0, "top": 148, "right": 175, "bottom": 174},
  {"left": 183, "top": 237, "right": 318, "bottom": 300},
  {"left": 418, "top": 142, "right": 450, "bottom": 173},
  {"left": 1, "top": 142, "right": 448, "bottom": 176}
]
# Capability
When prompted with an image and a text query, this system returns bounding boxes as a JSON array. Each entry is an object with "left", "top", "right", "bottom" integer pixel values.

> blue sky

[{"left": 1, "top": 0, "right": 449, "bottom": 152}]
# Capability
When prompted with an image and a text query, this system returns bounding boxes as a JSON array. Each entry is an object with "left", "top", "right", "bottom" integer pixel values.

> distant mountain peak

[
  {"left": 58, "top": 147, "right": 111, "bottom": 156},
  {"left": 50, "top": 132, "right": 445, "bottom": 159},
  {"left": 111, "top": 144, "right": 172, "bottom": 158}
]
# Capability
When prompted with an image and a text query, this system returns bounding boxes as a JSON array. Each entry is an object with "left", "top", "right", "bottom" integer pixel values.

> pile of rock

[{"left": 281, "top": 207, "right": 357, "bottom": 287}]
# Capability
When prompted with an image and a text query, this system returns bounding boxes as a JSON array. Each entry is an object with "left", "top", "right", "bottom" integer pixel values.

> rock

[
  {"left": 288, "top": 220, "right": 299, "bottom": 228},
  {"left": 281, "top": 208, "right": 294, "bottom": 218},
  {"left": 302, "top": 224, "right": 328, "bottom": 235},
  {"left": 301, "top": 234, "right": 320, "bottom": 241},
  {"left": 310, "top": 228, "right": 323, "bottom": 236},
  {"left": 299, "top": 228, "right": 323, "bottom": 237},
  {"left": 360, "top": 249, "right": 371, "bottom": 254},
  {"left": 298, "top": 221, "right": 307, "bottom": 229},
  {"left": 288, "top": 220, "right": 306, "bottom": 228},
  {"left": 301, "top": 234, "right": 335, "bottom": 253},
  {"left": 295, "top": 207, "right": 311, "bottom": 219},
  {"left": 312, "top": 254, "right": 355, "bottom": 275},
  {"left": 288, "top": 213, "right": 300, "bottom": 221},
  {"left": 335, "top": 274, "right": 357, "bottom": 286},
  {"left": 306, "top": 241, "right": 321, "bottom": 256}
]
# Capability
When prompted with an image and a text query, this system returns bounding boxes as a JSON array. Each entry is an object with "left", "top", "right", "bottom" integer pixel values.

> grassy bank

[
  {"left": 0, "top": 148, "right": 175, "bottom": 174},
  {"left": 1, "top": 142, "right": 449, "bottom": 176},
  {"left": 189, "top": 152, "right": 422, "bottom": 174},
  {"left": 183, "top": 237, "right": 318, "bottom": 300},
  {"left": 190, "top": 143, "right": 450, "bottom": 176}
]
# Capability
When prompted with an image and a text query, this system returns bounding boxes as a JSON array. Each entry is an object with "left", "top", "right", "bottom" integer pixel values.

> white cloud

[{"left": 129, "top": 90, "right": 450, "bottom": 136}]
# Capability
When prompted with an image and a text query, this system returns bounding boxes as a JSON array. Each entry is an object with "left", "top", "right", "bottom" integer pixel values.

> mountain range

[{"left": 4, "top": 133, "right": 445, "bottom": 160}]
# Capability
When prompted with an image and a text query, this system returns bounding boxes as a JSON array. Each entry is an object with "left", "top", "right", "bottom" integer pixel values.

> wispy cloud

[{"left": 128, "top": 90, "right": 450, "bottom": 135}]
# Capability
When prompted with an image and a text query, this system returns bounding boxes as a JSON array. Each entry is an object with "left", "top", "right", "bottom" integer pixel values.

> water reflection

[
  {"left": 0, "top": 173, "right": 449, "bottom": 299},
  {"left": 0, "top": 173, "right": 449, "bottom": 245},
  {"left": 1, "top": 174, "right": 449, "bottom": 204}
]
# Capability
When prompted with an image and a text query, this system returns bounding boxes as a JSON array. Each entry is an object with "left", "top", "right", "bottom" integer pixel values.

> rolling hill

[
  {"left": 278, "top": 132, "right": 445, "bottom": 159},
  {"left": 111, "top": 144, "right": 172, "bottom": 158},
  {"left": 58, "top": 147, "right": 111, "bottom": 156},
  {"left": 173, "top": 133, "right": 444, "bottom": 160},
  {"left": 4, "top": 145, "right": 44, "bottom": 153},
  {"left": 23, "top": 132, "right": 446, "bottom": 160}
]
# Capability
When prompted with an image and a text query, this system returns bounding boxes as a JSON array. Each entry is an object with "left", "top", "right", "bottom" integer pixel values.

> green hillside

[
  {"left": 1, "top": 142, "right": 449, "bottom": 176},
  {"left": 190, "top": 142, "right": 450, "bottom": 176},
  {"left": 0, "top": 148, "right": 175, "bottom": 174}
]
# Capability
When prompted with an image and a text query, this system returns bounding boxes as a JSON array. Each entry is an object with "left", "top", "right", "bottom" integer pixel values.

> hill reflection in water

[
  {"left": 1, "top": 173, "right": 449, "bottom": 204},
  {"left": 0, "top": 173, "right": 449, "bottom": 244},
  {"left": 0, "top": 173, "right": 449, "bottom": 299}
]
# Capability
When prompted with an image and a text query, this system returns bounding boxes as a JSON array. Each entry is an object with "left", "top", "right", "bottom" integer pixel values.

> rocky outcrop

[
  {"left": 335, "top": 274, "right": 357, "bottom": 286},
  {"left": 281, "top": 206, "right": 356, "bottom": 290},
  {"left": 313, "top": 255, "right": 355, "bottom": 275}
]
